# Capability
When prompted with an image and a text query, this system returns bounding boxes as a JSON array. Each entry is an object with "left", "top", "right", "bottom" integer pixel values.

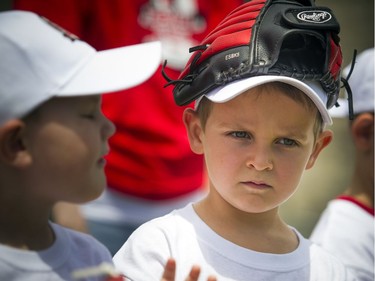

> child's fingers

[
  {"left": 161, "top": 258, "right": 217, "bottom": 281},
  {"left": 160, "top": 258, "right": 176, "bottom": 281},
  {"left": 186, "top": 265, "right": 200, "bottom": 281},
  {"left": 207, "top": 275, "right": 217, "bottom": 281},
  {"left": 186, "top": 266, "right": 217, "bottom": 281}
]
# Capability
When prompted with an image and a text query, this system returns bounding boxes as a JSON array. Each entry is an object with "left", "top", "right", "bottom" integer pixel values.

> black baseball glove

[{"left": 163, "top": 0, "right": 344, "bottom": 111}]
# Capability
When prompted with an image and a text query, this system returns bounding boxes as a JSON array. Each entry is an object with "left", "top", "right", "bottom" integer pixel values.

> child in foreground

[
  {"left": 113, "top": 0, "right": 357, "bottom": 280},
  {"left": 0, "top": 10, "right": 214, "bottom": 281}
]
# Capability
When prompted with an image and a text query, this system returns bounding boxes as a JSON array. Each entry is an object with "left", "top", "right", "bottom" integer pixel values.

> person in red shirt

[{"left": 14, "top": 0, "right": 246, "bottom": 255}]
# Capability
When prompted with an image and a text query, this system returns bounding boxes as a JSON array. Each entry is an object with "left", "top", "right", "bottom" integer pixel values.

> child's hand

[{"left": 161, "top": 258, "right": 217, "bottom": 281}]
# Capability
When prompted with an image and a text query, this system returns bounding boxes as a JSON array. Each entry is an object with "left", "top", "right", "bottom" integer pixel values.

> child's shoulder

[
  {"left": 0, "top": 223, "right": 113, "bottom": 280},
  {"left": 134, "top": 203, "right": 196, "bottom": 235},
  {"left": 121, "top": 203, "right": 199, "bottom": 251},
  {"left": 51, "top": 222, "right": 112, "bottom": 262},
  {"left": 309, "top": 243, "right": 353, "bottom": 280}
]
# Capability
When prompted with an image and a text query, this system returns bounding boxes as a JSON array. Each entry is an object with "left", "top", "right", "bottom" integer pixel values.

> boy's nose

[
  {"left": 245, "top": 146, "right": 273, "bottom": 171},
  {"left": 102, "top": 116, "right": 116, "bottom": 139}
]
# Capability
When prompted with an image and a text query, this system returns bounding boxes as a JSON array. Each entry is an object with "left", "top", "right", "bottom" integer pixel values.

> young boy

[
  {"left": 0, "top": 10, "right": 212, "bottom": 281},
  {"left": 310, "top": 48, "right": 374, "bottom": 281},
  {"left": 113, "top": 1, "right": 356, "bottom": 280}
]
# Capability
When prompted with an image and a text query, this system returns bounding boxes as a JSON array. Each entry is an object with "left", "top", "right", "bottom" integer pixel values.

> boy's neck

[
  {"left": 0, "top": 222, "right": 55, "bottom": 251},
  {"left": 0, "top": 192, "right": 55, "bottom": 251},
  {"left": 193, "top": 194, "right": 298, "bottom": 254}
]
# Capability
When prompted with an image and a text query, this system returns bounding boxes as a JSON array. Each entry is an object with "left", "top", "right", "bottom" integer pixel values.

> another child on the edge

[
  {"left": 113, "top": 0, "right": 357, "bottom": 280},
  {"left": 310, "top": 48, "right": 374, "bottom": 281}
]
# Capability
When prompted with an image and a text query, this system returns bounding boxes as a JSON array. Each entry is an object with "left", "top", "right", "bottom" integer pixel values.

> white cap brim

[
  {"left": 0, "top": 11, "right": 162, "bottom": 125},
  {"left": 57, "top": 41, "right": 162, "bottom": 96},
  {"left": 197, "top": 75, "right": 332, "bottom": 126}
]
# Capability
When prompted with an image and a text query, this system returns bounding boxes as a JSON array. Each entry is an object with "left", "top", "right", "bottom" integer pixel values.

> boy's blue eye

[
  {"left": 82, "top": 114, "right": 94, "bottom": 119},
  {"left": 278, "top": 138, "right": 297, "bottom": 146},
  {"left": 230, "top": 131, "right": 250, "bottom": 139},
  {"left": 81, "top": 112, "right": 98, "bottom": 120}
]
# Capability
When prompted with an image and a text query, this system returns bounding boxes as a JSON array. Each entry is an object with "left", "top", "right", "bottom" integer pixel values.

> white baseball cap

[
  {"left": 329, "top": 48, "right": 375, "bottom": 118},
  {"left": 0, "top": 11, "right": 162, "bottom": 125},
  {"left": 196, "top": 75, "right": 332, "bottom": 126}
]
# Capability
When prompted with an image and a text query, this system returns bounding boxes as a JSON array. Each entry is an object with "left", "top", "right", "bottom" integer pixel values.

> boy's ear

[
  {"left": 351, "top": 113, "right": 374, "bottom": 152},
  {"left": 0, "top": 119, "right": 32, "bottom": 167},
  {"left": 305, "top": 130, "right": 333, "bottom": 170},
  {"left": 182, "top": 108, "right": 204, "bottom": 154}
]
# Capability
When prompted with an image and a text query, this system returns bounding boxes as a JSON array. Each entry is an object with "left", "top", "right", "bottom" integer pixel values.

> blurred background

[
  {"left": 0, "top": 0, "right": 373, "bottom": 237},
  {"left": 280, "top": 0, "right": 374, "bottom": 236}
]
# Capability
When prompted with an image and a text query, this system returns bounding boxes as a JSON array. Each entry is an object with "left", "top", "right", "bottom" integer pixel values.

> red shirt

[{"left": 14, "top": 0, "right": 245, "bottom": 199}]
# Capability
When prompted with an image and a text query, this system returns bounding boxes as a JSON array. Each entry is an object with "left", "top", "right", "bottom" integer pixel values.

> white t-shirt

[
  {"left": 0, "top": 222, "right": 113, "bottom": 281},
  {"left": 114, "top": 203, "right": 354, "bottom": 281},
  {"left": 310, "top": 198, "right": 374, "bottom": 281}
]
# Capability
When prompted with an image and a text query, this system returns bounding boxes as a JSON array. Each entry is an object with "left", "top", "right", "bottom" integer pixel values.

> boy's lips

[
  {"left": 241, "top": 180, "right": 271, "bottom": 189},
  {"left": 97, "top": 157, "right": 107, "bottom": 166},
  {"left": 98, "top": 150, "right": 109, "bottom": 166}
]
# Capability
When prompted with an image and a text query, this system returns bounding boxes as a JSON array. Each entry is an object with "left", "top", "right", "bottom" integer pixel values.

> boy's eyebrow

[
  {"left": 218, "top": 121, "right": 310, "bottom": 140},
  {"left": 282, "top": 131, "right": 308, "bottom": 140},
  {"left": 84, "top": 95, "right": 101, "bottom": 105},
  {"left": 76, "top": 95, "right": 101, "bottom": 110},
  {"left": 276, "top": 126, "right": 311, "bottom": 141},
  {"left": 88, "top": 95, "right": 101, "bottom": 102}
]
